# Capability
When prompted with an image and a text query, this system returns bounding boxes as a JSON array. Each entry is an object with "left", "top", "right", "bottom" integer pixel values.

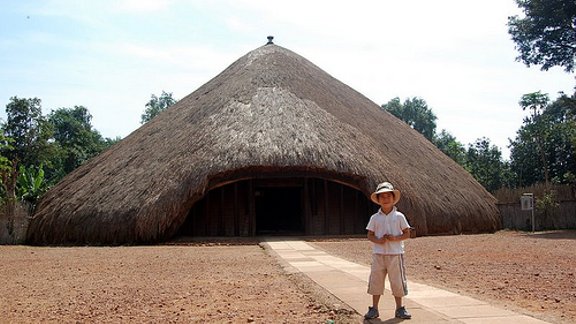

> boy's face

[{"left": 377, "top": 192, "right": 395, "bottom": 209}]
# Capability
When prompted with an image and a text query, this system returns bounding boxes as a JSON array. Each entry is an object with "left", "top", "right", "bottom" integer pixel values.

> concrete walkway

[{"left": 262, "top": 239, "right": 549, "bottom": 324}]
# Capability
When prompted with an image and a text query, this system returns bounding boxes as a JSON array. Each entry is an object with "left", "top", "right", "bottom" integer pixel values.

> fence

[
  {"left": 0, "top": 201, "right": 31, "bottom": 244},
  {"left": 494, "top": 184, "right": 576, "bottom": 231}
]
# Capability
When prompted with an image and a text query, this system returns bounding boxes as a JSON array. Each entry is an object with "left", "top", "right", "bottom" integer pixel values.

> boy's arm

[
  {"left": 385, "top": 227, "right": 411, "bottom": 242},
  {"left": 367, "top": 230, "right": 386, "bottom": 244}
]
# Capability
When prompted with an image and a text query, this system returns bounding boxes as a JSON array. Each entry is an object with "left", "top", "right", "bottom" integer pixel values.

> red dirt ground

[
  {"left": 0, "top": 243, "right": 355, "bottom": 323},
  {"left": 1, "top": 230, "right": 574, "bottom": 323}
]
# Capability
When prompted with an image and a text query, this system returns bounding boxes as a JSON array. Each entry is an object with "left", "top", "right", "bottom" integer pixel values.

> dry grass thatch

[{"left": 27, "top": 43, "right": 500, "bottom": 245}]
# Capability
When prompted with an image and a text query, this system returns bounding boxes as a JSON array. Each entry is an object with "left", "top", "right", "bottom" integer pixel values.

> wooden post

[
  {"left": 303, "top": 178, "right": 310, "bottom": 235},
  {"left": 249, "top": 179, "right": 255, "bottom": 236},
  {"left": 323, "top": 179, "right": 328, "bottom": 234},
  {"left": 339, "top": 185, "right": 344, "bottom": 234}
]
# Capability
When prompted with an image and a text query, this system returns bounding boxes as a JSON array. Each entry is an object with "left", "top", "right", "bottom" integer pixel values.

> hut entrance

[
  {"left": 255, "top": 186, "right": 303, "bottom": 235},
  {"left": 178, "top": 177, "right": 372, "bottom": 237}
]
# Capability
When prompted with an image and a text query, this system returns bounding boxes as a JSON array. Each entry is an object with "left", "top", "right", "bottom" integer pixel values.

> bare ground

[
  {"left": 0, "top": 243, "right": 356, "bottom": 323},
  {"left": 1, "top": 230, "right": 575, "bottom": 323}
]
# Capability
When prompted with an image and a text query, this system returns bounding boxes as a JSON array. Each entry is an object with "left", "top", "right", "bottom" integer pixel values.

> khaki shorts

[{"left": 367, "top": 254, "right": 408, "bottom": 297}]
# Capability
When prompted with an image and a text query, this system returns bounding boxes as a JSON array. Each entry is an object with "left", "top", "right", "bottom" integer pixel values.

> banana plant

[{"left": 16, "top": 164, "right": 48, "bottom": 211}]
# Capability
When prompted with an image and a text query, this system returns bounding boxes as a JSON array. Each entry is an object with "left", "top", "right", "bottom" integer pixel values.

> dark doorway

[
  {"left": 255, "top": 187, "right": 303, "bottom": 235},
  {"left": 178, "top": 177, "right": 372, "bottom": 237}
]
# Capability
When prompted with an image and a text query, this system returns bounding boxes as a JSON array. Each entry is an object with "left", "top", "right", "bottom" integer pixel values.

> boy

[{"left": 364, "top": 181, "right": 412, "bottom": 320}]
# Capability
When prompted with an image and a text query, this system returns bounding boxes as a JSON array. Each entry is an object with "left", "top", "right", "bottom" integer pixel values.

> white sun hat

[{"left": 370, "top": 181, "right": 401, "bottom": 205}]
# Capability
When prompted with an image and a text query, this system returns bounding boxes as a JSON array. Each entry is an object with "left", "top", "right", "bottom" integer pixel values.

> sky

[{"left": 1, "top": 0, "right": 574, "bottom": 159}]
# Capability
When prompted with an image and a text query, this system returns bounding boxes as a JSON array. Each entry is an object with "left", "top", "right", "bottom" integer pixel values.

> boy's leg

[
  {"left": 387, "top": 254, "right": 408, "bottom": 298},
  {"left": 367, "top": 254, "right": 387, "bottom": 298},
  {"left": 373, "top": 294, "right": 381, "bottom": 308},
  {"left": 365, "top": 295, "right": 381, "bottom": 319},
  {"left": 365, "top": 254, "right": 386, "bottom": 319},
  {"left": 394, "top": 296, "right": 402, "bottom": 309},
  {"left": 388, "top": 254, "right": 411, "bottom": 319}
]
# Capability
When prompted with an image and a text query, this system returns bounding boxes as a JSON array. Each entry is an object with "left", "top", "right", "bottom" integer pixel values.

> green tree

[
  {"left": 0, "top": 97, "right": 52, "bottom": 240},
  {"left": 545, "top": 95, "right": 576, "bottom": 184},
  {"left": 466, "top": 138, "right": 508, "bottom": 192},
  {"left": 140, "top": 91, "right": 177, "bottom": 124},
  {"left": 104, "top": 136, "right": 123, "bottom": 147},
  {"left": 509, "top": 127, "right": 543, "bottom": 187},
  {"left": 381, "top": 97, "right": 437, "bottom": 141},
  {"left": 48, "top": 106, "right": 107, "bottom": 179},
  {"left": 508, "top": 0, "right": 576, "bottom": 72},
  {"left": 433, "top": 129, "right": 467, "bottom": 166},
  {"left": 0, "top": 135, "right": 15, "bottom": 198},
  {"left": 509, "top": 91, "right": 576, "bottom": 186},
  {"left": 1, "top": 97, "right": 53, "bottom": 167},
  {"left": 548, "top": 91, "right": 576, "bottom": 150},
  {"left": 519, "top": 91, "right": 551, "bottom": 185}
]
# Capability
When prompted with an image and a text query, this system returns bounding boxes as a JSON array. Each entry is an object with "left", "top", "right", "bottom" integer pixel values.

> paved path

[{"left": 262, "top": 239, "right": 549, "bottom": 323}]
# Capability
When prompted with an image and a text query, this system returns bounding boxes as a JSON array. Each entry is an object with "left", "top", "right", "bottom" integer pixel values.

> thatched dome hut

[{"left": 27, "top": 40, "right": 500, "bottom": 245}]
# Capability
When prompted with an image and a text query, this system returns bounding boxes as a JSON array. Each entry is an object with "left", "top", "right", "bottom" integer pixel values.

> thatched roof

[{"left": 27, "top": 42, "right": 499, "bottom": 245}]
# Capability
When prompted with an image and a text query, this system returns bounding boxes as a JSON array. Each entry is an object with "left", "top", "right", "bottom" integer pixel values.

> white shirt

[{"left": 366, "top": 207, "right": 411, "bottom": 255}]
